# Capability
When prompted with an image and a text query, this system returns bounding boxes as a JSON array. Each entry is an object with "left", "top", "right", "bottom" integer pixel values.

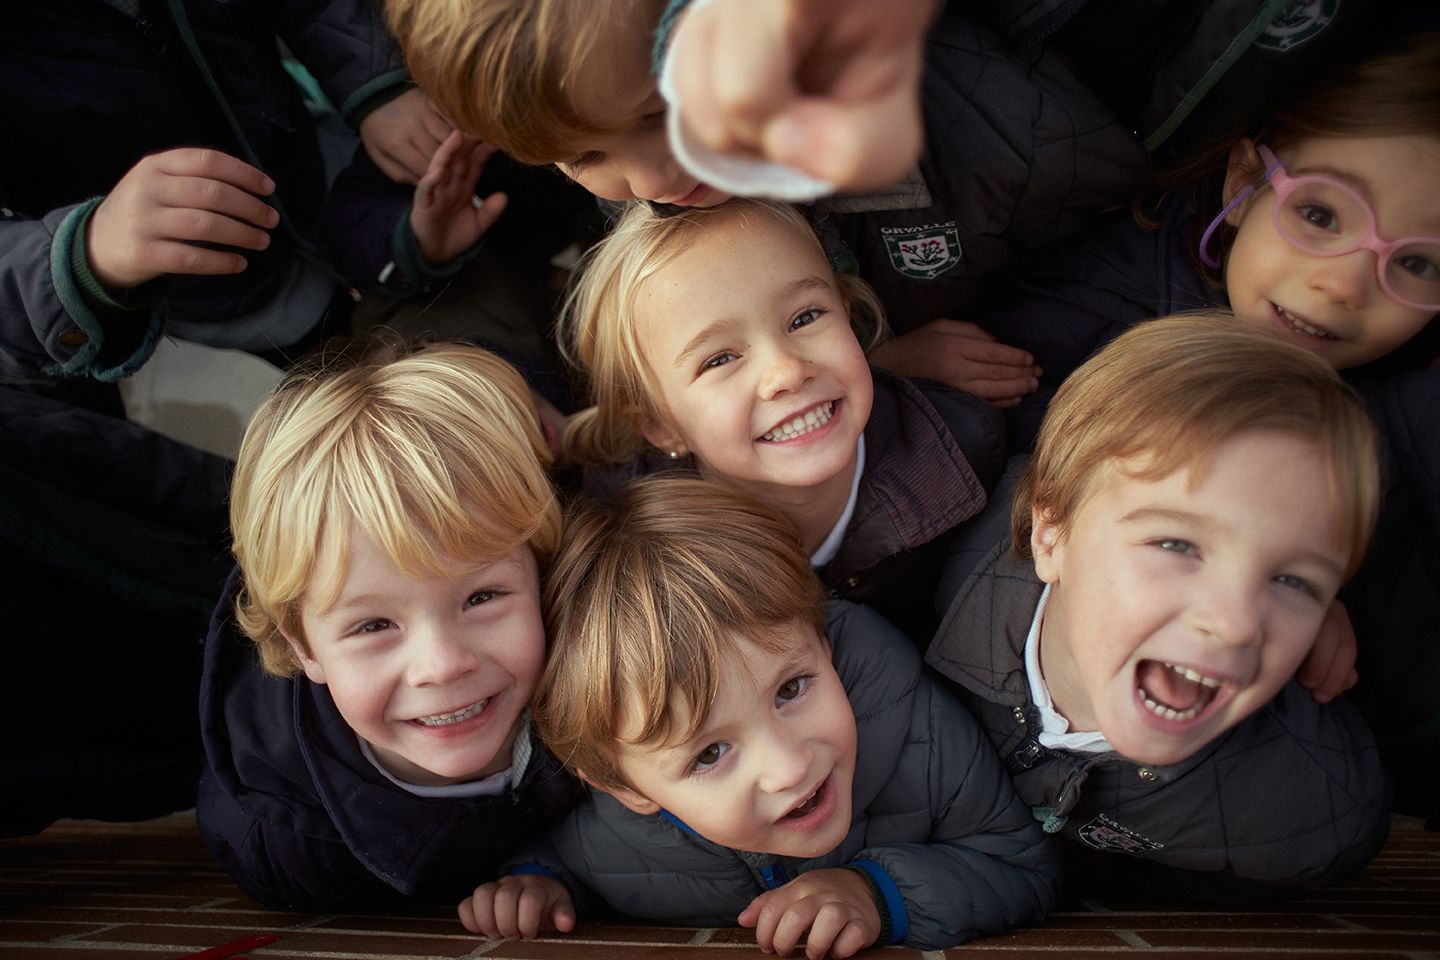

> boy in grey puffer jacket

[{"left": 458, "top": 475, "right": 1059, "bottom": 957}]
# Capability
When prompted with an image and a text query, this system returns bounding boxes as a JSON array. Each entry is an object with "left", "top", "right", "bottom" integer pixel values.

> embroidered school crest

[
  {"left": 1256, "top": 0, "right": 1337, "bottom": 52},
  {"left": 882, "top": 223, "right": 962, "bottom": 279},
  {"left": 1077, "top": 814, "right": 1165, "bottom": 854}
]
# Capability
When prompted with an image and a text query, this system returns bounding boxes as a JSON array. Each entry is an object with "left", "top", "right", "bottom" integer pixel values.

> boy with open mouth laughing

[{"left": 927, "top": 313, "right": 1392, "bottom": 899}]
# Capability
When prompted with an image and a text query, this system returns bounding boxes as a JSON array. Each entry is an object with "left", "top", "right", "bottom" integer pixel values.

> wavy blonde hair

[
  {"left": 230, "top": 339, "right": 561, "bottom": 676},
  {"left": 1013, "top": 311, "right": 1380, "bottom": 579},
  {"left": 558, "top": 199, "right": 888, "bottom": 466}
]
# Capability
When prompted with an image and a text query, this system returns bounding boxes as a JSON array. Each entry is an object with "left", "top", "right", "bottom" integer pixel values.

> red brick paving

[{"left": 0, "top": 813, "right": 1435, "bottom": 959}]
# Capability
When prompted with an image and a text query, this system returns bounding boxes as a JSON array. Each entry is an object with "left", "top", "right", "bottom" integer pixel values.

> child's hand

[
  {"left": 359, "top": 87, "right": 454, "bottom": 185},
  {"left": 1298, "top": 599, "right": 1359, "bottom": 704},
  {"left": 667, "top": 0, "right": 939, "bottom": 191},
  {"left": 457, "top": 874, "right": 574, "bottom": 940},
  {"left": 87, "top": 147, "right": 278, "bottom": 293},
  {"left": 737, "top": 868, "right": 879, "bottom": 959},
  {"left": 869, "top": 319, "right": 1042, "bottom": 408},
  {"left": 410, "top": 128, "right": 509, "bottom": 265}
]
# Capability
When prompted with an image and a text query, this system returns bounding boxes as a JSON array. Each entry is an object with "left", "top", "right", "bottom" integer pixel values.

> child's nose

[
  {"left": 406, "top": 626, "right": 479, "bottom": 686},
  {"left": 1309, "top": 248, "right": 1373, "bottom": 307},
  {"left": 1189, "top": 582, "right": 1264, "bottom": 651},
  {"left": 758, "top": 348, "right": 810, "bottom": 400},
  {"left": 756, "top": 732, "right": 812, "bottom": 794},
  {"left": 619, "top": 150, "right": 680, "bottom": 203}
]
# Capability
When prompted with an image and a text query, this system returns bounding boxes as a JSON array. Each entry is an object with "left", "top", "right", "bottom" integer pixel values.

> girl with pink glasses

[{"left": 972, "top": 29, "right": 1439, "bottom": 828}]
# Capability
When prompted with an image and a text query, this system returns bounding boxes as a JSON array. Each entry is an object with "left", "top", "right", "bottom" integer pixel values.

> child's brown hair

[
  {"left": 385, "top": 0, "right": 662, "bottom": 164},
  {"left": 535, "top": 474, "right": 829, "bottom": 790},
  {"left": 1013, "top": 312, "right": 1380, "bottom": 578}
]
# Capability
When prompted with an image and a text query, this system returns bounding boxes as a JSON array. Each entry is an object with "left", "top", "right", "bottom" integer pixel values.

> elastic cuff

[
  {"left": 845, "top": 860, "right": 907, "bottom": 946},
  {"left": 343, "top": 71, "right": 412, "bottom": 126},
  {"left": 387, "top": 209, "right": 480, "bottom": 295}
]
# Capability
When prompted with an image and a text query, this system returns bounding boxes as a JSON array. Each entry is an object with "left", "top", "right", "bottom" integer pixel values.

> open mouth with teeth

[
  {"left": 1274, "top": 303, "right": 1340, "bottom": 341},
  {"left": 1135, "top": 661, "right": 1226, "bottom": 723},
  {"left": 782, "top": 779, "right": 827, "bottom": 821},
  {"left": 414, "top": 696, "right": 491, "bottom": 727},
  {"left": 760, "top": 401, "right": 835, "bottom": 443}
]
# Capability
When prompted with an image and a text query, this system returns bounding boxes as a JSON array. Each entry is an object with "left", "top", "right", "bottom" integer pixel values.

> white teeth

[
  {"left": 1140, "top": 694, "right": 1202, "bottom": 722},
  {"left": 415, "top": 698, "right": 488, "bottom": 726},
  {"left": 761, "top": 402, "right": 833, "bottom": 442},
  {"left": 1277, "top": 306, "right": 1338, "bottom": 340},
  {"left": 1163, "top": 662, "right": 1223, "bottom": 688}
]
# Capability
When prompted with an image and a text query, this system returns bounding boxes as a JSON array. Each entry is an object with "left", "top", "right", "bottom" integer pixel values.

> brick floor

[{"left": 1, "top": 814, "right": 1435, "bottom": 959}]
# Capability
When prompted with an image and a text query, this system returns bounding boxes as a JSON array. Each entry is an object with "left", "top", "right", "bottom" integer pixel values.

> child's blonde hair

[
  {"left": 384, "top": 0, "right": 660, "bottom": 164},
  {"left": 230, "top": 339, "right": 561, "bottom": 676},
  {"left": 535, "top": 474, "right": 829, "bottom": 790},
  {"left": 1013, "top": 312, "right": 1380, "bottom": 578},
  {"left": 558, "top": 199, "right": 888, "bottom": 466}
]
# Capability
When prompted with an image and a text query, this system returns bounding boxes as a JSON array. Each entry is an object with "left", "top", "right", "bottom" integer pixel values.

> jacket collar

[{"left": 825, "top": 369, "right": 986, "bottom": 579}]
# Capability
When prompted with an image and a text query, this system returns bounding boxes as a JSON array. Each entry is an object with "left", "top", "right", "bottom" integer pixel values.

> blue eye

[
  {"left": 789, "top": 308, "right": 823, "bottom": 332},
  {"left": 1273, "top": 574, "right": 1319, "bottom": 598},
  {"left": 777, "top": 675, "right": 811, "bottom": 704},
  {"left": 1153, "top": 539, "right": 1198, "bottom": 556},
  {"left": 691, "top": 741, "right": 729, "bottom": 773}
]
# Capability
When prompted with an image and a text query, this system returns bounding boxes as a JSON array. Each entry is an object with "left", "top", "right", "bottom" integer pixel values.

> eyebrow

[{"left": 671, "top": 275, "right": 836, "bottom": 369}]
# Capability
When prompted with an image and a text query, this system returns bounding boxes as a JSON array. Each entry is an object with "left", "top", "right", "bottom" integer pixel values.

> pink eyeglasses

[{"left": 1200, "top": 144, "right": 1440, "bottom": 311}]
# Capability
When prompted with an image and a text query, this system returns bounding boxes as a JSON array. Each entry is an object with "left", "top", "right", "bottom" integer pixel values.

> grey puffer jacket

[
  {"left": 520, "top": 601, "right": 1060, "bottom": 950},
  {"left": 927, "top": 542, "right": 1391, "bottom": 899}
]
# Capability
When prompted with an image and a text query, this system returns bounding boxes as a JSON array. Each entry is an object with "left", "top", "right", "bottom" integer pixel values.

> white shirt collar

[
  {"left": 1024, "top": 584, "right": 1112, "bottom": 753},
  {"left": 810, "top": 435, "right": 865, "bottom": 568}
]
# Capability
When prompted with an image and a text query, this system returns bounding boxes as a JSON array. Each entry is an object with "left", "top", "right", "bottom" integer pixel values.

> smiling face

[
  {"left": 554, "top": 16, "right": 729, "bottom": 207},
  {"left": 603, "top": 621, "right": 857, "bottom": 859},
  {"left": 1031, "top": 429, "right": 1350, "bottom": 767},
  {"left": 636, "top": 209, "right": 873, "bottom": 505},
  {"left": 1223, "top": 134, "right": 1440, "bottom": 369},
  {"left": 289, "top": 529, "right": 545, "bottom": 786}
]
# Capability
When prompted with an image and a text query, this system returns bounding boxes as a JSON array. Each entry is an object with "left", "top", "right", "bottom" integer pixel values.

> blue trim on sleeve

[
  {"left": 848, "top": 859, "right": 908, "bottom": 945},
  {"left": 510, "top": 864, "right": 556, "bottom": 878}
]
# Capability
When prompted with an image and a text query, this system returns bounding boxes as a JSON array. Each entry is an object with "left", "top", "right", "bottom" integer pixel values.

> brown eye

[{"left": 693, "top": 742, "right": 728, "bottom": 771}]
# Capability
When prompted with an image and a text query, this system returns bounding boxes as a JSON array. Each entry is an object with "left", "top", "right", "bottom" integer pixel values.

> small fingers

[
  {"left": 490, "top": 881, "right": 523, "bottom": 939},
  {"left": 963, "top": 374, "right": 1041, "bottom": 401},
  {"left": 830, "top": 919, "right": 874, "bottom": 959},
  {"left": 768, "top": 902, "right": 818, "bottom": 958},
  {"left": 157, "top": 206, "right": 272, "bottom": 252},
  {"left": 471, "top": 191, "right": 509, "bottom": 235},
  {"left": 152, "top": 147, "right": 275, "bottom": 195},
  {"left": 144, "top": 239, "right": 250, "bottom": 277},
  {"left": 163, "top": 175, "right": 278, "bottom": 229}
]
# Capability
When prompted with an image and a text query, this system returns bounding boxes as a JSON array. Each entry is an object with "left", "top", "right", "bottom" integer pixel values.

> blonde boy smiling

[
  {"left": 928, "top": 314, "right": 1391, "bottom": 896},
  {"left": 459, "top": 475, "right": 1057, "bottom": 957},
  {"left": 198, "top": 342, "right": 581, "bottom": 909}
]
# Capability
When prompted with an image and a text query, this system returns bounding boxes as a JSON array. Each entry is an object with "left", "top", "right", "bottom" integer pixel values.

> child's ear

[
  {"left": 1030, "top": 507, "right": 1064, "bottom": 585},
  {"left": 640, "top": 417, "right": 689, "bottom": 461},
  {"left": 282, "top": 630, "right": 327, "bottom": 685},
  {"left": 1222, "top": 138, "right": 1263, "bottom": 227},
  {"left": 577, "top": 770, "right": 661, "bottom": 816}
]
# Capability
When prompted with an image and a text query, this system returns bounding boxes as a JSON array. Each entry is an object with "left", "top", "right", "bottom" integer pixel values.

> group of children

[{"left": 195, "top": 0, "right": 1438, "bottom": 956}]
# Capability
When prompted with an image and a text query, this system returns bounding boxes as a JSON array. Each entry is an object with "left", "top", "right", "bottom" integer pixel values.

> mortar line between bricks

[
  {"left": 920, "top": 950, "right": 946, "bottom": 960},
  {"left": 0, "top": 942, "right": 187, "bottom": 954},
  {"left": 686, "top": 928, "right": 714, "bottom": 944}
]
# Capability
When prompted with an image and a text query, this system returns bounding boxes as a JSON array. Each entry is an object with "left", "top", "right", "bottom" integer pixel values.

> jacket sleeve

[
  {"left": 272, "top": 0, "right": 410, "bottom": 126},
  {"left": 850, "top": 678, "right": 1060, "bottom": 949},
  {"left": 196, "top": 771, "right": 408, "bottom": 911},
  {"left": 0, "top": 199, "right": 163, "bottom": 381}
]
